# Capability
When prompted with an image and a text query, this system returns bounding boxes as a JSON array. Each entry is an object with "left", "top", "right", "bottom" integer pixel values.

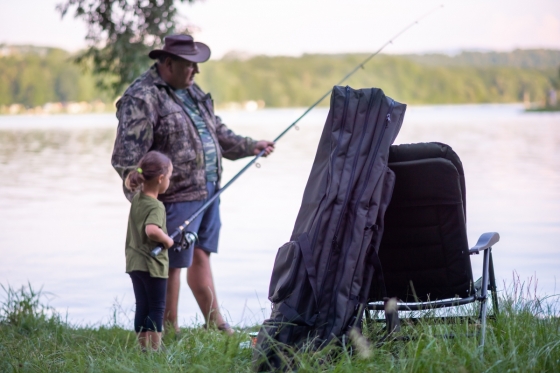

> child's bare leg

[
  {"left": 146, "top": 331, "right": 162, "bottom": 350},
  {"left": 138, "top": 332, "right": 148, "bottom": 350}
]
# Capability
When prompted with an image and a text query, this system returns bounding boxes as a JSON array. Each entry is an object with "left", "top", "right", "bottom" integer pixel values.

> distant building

[
  {"left": 0, "top": 45, "right": 49, "bottom": 57},
  {"left": 523, "top": 91, "right": 531, "bottom": 109},
  {"left": 548, "top": 89, "right": 557, "bottom": 107}
]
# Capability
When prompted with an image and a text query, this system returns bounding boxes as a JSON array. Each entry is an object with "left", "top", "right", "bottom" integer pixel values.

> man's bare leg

[
  {"left": 164, "top": 267, "right": 181, "bottom": 333},
  {"left": 187, "top": 247, "right": 232, "bottom": 334}
]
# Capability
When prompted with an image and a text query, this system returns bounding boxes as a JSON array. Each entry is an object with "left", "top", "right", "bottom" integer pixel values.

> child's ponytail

[
  {"left": 125, "top": 168, "right": 146, "bottom": 191},
  {"left": 125, "top": 151, "right": 172, "bottom": 192}
]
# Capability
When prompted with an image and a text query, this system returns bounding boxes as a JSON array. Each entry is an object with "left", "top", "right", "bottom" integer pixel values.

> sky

[{"left": 0, "top": 0, "right": 559, "bottom": 58}]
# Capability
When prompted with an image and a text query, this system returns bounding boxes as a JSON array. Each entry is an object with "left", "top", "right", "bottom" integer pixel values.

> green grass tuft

[{"left": 1, "top": 281, "right": 558, "bottom": 372}]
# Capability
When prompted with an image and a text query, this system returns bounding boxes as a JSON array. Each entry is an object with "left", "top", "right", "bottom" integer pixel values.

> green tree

[
  {"left": 0, "top": 46, "right": 110, "bottom": 107},
  {"left": 57, "top": 0, "right": 198, "bottom": 96}
]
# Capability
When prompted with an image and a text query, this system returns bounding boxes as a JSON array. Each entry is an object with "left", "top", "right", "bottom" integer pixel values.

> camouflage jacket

[{"left": 112, "top": 64, "right": 257, "bottom": 203}]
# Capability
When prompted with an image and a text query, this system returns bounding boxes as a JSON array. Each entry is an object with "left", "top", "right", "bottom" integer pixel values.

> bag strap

[
  {"left": 298, "top": 233, "right": 319, "bottom": 306},
  {"left": 371, "top": 249, "right": 387, "bottom": 299}
]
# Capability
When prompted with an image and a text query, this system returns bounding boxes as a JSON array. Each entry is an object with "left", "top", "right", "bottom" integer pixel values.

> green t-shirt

[
  {"left": 174, "top": 89, "right": 219, "bottom": 182},
  {"left": 125, "top": 192, "right": 169, "bottom": 278}
]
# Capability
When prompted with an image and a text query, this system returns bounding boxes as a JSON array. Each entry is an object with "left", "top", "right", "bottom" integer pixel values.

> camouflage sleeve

[
  {"left": 214, "top": 114, "right": 257, "bottom": 160},
  {"left": 111, "top": 96, "right": 154, "bottom": 201}
]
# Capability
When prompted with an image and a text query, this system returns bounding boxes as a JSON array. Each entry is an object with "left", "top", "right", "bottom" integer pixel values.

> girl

[{"left": 124, "top": 151, "right": 174, "bottom": 351}]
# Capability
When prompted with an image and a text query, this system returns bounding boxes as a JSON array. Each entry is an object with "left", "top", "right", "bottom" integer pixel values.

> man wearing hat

[{"left": 111, "top": 34, "right": 274, "bottom": 335}]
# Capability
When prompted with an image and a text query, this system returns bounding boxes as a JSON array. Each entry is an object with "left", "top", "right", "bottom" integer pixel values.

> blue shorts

[{"left": 164, "top": 182, "right": 221, "bottom": 268}]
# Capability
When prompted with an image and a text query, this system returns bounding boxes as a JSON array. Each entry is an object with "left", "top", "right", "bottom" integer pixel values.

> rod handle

[{"left": 151, "top": 246, "right": 163, "bottom": 257}]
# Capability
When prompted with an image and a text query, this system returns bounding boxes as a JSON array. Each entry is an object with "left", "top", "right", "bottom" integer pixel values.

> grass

[{"left": 0, "top": 281, "right": 559, "bottom": 372}]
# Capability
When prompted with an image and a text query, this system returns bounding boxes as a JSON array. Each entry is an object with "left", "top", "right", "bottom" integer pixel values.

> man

[{"left": 111, "top": 34, "right": 274, "bottom": 334}]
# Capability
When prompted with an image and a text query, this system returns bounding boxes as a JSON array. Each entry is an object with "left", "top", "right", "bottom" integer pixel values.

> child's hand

[
  {"left": 146, "top": 224, "right": 175, "bottom": 250},
  {"left": 163, "top": 236, "right": 174, "bottom": 250}
]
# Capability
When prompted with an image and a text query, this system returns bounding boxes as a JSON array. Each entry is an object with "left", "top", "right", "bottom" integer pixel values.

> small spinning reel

[{"left": 175, "top": 230, "right": 198, "bottom": 253}]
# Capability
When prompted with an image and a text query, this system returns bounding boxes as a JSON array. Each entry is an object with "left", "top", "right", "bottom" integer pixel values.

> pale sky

[{"left": 0, "top": 0, "right": 559, "bottom": 58}]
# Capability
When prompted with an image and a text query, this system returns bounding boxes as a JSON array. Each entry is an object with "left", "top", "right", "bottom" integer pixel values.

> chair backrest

[{"left": 370, "top": 142, "right": 474, "bottom": 302}]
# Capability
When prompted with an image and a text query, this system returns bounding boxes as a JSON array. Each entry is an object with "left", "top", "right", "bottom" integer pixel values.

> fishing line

[{"left": 151, "top": 5, "right": 444, "bottom": 257}]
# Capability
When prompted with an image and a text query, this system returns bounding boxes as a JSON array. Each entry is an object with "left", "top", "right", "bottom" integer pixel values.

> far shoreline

[{"left": 2, "top": 101, "right": 558, "bottom": 118}]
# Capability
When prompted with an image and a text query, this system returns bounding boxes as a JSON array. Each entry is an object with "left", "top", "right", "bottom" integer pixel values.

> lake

[{"left": 0, "top": 104, "right": 559, "bottom": 327}]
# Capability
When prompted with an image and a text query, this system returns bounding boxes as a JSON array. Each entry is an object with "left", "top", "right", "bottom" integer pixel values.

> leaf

[{"left": 57, "top": 0, "right": 198, "bottom": 95}]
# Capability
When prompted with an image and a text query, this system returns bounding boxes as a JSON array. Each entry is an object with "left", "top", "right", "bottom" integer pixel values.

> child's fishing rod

[{"left": 151, "top": 5, "right": 443, "bottom": 257}]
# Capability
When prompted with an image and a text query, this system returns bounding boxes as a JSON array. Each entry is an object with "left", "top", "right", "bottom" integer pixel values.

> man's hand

[{"left": 253, "top": 140, "right": 275, "bottom": 157}]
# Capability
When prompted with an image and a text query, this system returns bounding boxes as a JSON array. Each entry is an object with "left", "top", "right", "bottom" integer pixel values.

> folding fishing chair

[{"left": 366, "top": 142, "right": 499, "bottom": 347}]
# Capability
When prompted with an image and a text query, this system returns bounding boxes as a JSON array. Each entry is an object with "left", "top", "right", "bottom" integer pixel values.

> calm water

[{"left": 0, "top": 104, "right": 559, "bottom": 327}]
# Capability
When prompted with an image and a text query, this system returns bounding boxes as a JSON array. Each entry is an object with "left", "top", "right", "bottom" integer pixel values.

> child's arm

[{"left": 145, "top": 224, "right": 174, "bottom": 249}]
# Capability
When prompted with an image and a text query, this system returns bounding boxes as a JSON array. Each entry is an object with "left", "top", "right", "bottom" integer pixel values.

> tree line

[
  {"left": 197, "top": 51, "right": 559, "bottom": 107},
  {"left": 0, "top": 45, "right": 558, "bottom": 108}
]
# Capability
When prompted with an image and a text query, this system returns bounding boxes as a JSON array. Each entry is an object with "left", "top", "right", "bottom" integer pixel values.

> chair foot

[{"left": 385, "top": 297, "right": 401, "bottom": 335}]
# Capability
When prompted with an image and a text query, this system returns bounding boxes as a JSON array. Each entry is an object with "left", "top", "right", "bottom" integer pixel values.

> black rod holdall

[{"left": 253, "top": 86, "right": 406, "bottom": 371}]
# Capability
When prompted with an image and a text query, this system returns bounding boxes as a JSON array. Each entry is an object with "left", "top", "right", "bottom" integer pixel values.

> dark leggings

[{"left": 129, "top": 271, "right": 167, "bottom": 333}]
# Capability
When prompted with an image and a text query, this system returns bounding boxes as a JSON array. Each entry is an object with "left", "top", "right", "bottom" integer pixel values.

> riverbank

[
  {"left": 0, "top": 99, "right": 266, "bottom": 116},
  {"left": 1, "top": 284, "right": 558, "bottom": 372},
  {"left": 526, "top": 105, "right": 560, "bottom": 112}
]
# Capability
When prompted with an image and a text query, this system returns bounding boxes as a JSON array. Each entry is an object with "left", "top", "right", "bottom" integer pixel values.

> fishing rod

[{"left": 151, "top": 5, "right": 443, "bottom": 257}]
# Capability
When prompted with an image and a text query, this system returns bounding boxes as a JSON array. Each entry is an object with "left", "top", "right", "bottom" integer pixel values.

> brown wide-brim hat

[{"left": 149, "top": 34, "right": 211, "bottom": 63}]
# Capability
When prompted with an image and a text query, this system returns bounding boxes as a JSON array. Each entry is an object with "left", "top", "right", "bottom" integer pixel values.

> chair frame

[{"left": 367, "top": 232, "right": 500, "bottom": 348}]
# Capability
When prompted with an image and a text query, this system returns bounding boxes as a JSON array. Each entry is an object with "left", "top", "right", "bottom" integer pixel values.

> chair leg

[
  {"left": 364, "top": 307, "right": 372, "bottom": 321},
  {"left": 479, "top": 298, "right": 488, "bottom": 349},
  {"left": 384, "top": 298, "right": 401, "bottom": 336},
  {"left": 489, "top": 250, "right": 499, "bottom": 317},
  {"left": 478, "top": 248, "right": 491, "bottom": 349}
]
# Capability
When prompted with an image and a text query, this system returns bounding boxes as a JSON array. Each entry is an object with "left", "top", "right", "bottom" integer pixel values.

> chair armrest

[{"left": 469, "top": 232, "right": 500, "bottom": 254}]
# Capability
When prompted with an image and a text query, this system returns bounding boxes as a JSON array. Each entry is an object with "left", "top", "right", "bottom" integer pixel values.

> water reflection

[{"left": 0, "top": 106, "right": 558, "bottom": 327}]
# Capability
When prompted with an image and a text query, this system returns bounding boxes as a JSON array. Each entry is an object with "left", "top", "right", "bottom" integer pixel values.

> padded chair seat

[{"left": 371, "top": 144, "right": 472, "bottom": 302}]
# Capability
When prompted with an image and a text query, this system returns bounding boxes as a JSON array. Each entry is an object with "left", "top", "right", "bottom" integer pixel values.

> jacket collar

[{"left": 149, "top": 64, "right": 171, "bottom": 89}]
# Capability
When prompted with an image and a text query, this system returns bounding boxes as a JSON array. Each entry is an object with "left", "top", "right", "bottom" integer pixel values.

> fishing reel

[
  {"left": 150, "top": 230, "right": 197, "bottom": 257},
  {"left": 175, "top": 230, "right": 198, "bottom": 253}
]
